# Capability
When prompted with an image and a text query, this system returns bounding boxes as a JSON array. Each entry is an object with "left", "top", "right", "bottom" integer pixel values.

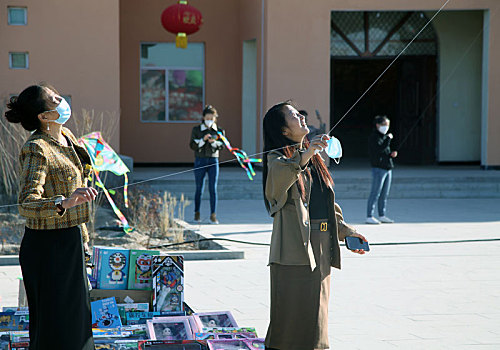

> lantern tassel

[{"left": 176, "top": 33, "right": 188, "bottom": 49}]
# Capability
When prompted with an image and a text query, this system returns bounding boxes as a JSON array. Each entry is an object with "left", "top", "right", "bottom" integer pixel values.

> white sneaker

[
  {"left": 379, "top": 216, "right": 394, "bottom": 224},
  {"left": 365, "top": 217, "right": 381, "bottom": 224}
]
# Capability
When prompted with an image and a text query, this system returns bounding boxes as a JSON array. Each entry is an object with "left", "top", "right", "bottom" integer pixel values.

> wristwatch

[{"left": 55, "top": 198, "right": 65, "bottom": 215}]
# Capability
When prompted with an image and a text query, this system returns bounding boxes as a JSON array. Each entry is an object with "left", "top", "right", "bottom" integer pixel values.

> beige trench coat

[{"left": 266, "top": 149, "right": 358, "bottom": 270}]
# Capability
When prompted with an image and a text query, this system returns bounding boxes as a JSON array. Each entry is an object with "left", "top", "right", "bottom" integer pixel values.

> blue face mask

[
  {"left": 47, "top": 97, "right": 71, "bottom": 125},
  {"left": 325, "top": 136, "right": 343, "bottom": 164}
]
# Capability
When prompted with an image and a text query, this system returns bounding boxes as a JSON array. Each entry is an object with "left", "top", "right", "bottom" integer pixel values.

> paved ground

[
  {"left": 182, "top": 198, "right": 500, "bottom": 349},
  {"left": 1, "top": 197, "right": 499, "bottom": 349}
]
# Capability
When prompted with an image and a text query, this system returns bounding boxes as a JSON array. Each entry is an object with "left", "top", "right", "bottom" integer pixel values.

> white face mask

[
  {"left": 325, "top": 136, "right": 343, "bottom": 164},
  {"left": 378, "top": 125, "right": 389, "bottom": 135},
  {"left": 204, "top": 120, "right": 214, "bottom": 128},
  {"left": 46, "top": 97, "right": 72, "bottom": 125}
]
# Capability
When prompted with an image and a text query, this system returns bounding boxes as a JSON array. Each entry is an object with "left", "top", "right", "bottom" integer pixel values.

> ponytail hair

[{"left": 4, "top": 84, "right": 56, "bottom": 131}]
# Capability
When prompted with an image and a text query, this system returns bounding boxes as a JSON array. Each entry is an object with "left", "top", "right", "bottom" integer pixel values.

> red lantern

[{"left": 161, "top": 0, "right": 203, "bottom": 49}]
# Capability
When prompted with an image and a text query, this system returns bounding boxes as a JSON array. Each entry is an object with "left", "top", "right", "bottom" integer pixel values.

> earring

[{"left": 47, "top": 123, "right": 50, "bottom": 131}]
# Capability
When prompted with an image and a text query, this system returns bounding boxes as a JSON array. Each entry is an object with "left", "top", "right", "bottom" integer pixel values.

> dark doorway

[{"left": 330, "top": 56, "right": 437, "bottom": 164}]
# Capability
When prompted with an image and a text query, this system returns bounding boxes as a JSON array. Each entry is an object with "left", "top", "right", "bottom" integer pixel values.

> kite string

[
  {"left": 328, "top": 0, "right": 451, "bottom": 134},
  {"left": 98, "top": 0, "right": 456, "bottom": 193},
  {"left": 0, "top": 0, "right": 454, "bottom": 209},
  {"left": 396, "top": 6, "right": 495, "bottom": 151}
]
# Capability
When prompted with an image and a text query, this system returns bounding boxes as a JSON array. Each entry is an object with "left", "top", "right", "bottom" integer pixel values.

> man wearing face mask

[
  {"left": 366, "top": 115, "right": 398, "bottom": 224},
  {"left": 189, "top": 105, "right": 225, "bottom": 224}
]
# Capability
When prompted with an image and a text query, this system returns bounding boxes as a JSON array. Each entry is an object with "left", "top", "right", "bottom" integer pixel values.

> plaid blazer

[{"left": 18, "top": 127, "right": 93, "bottom": 243}]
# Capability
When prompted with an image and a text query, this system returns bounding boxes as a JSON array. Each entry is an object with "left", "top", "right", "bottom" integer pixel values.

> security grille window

[
  {"left": 331, "top": 11, "right": 437, "bottom": 57},
  {"left": 8, "top": 7, "right": 27, "bottom": 25},
  {"left": 9, "top": 52, "right": 29, "bottom": 69},
  {"left": 140, "top": 42, "right": 205, "bottom": 122}
]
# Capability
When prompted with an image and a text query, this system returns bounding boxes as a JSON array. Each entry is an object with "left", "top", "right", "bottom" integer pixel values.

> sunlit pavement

[{"left": 1, "top": 198, "right": 499, "bottom": 349}]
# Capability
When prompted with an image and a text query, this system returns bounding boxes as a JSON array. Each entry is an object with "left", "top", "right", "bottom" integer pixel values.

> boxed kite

[
  {"left": 94, "top": 339, "right": 139, "bottom": 349},
  {"left": 117, "top": 303, "right": 150, "bottom": 324},
  {"left": 127, "top": 311, "right": 185, "bottom": 326},
  {"left": 193, "top": 311, "right": 238, "bottom": 330},
  {"left": 0, "top": 311, "right": 29, "bottom": 332},
  {"left": 93, "top": 246, "right": 130, "bottom": 290},
  {"left": 91, "top": 297, "right": 122, "bottom": 329},
  {"left": 207, "top": 338, "right": 265, "bottom": 350},
  {"left": 146, "top": 316, "right": 193, "bottom": 341},
  {"left": 152, "top": 255, "right": 184, "bottom": 313},
  {"left": 138, "top": 340, "right": 207, "bottom": 350},
  {"left": 128, "top": 249, "right": 160, "bottom": 290}
]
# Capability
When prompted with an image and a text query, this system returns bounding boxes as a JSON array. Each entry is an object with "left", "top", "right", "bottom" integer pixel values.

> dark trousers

[
  {"left": 20, "top": 226, "right": 94, "bottom": 350},
  {"left": 194, "top": 157, "right": 219, "bottom": 214}
]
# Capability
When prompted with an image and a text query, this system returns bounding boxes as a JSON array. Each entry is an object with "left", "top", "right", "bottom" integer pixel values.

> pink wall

[
  {"left": 239, "top": 0, "right": 264, "bottom": 152},
  {"left": 264, "top": 0, "right": 331, "bottom": 133},
  {"left": 0, "top": 0, "right": 120, "bottom": 149},
  {"left": 120, "top": 0, "right": 244, "bottom": 163}
]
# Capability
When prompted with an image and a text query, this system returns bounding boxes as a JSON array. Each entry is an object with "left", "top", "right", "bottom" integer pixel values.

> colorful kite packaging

[
  {"left": 138, "top": 340, "right": 206, "bottom": 350},
  {"left": 126, "top": 311, "right": 185, "bottom": 326},
  {"left": 8, "top": 250, "right": 267, "bottom": 349},
  {"left": 152, "top": 255, "right": 184, "bottom": 313},
  {"left": 207, "top": 338, "right": 265, "bottom": 350},
  {"left": 93, "top": 246, "right": 130, "bottom": 290},
  {"left": 91, "top": 297, "right": 123, "bottom": 329},
  {"left": 128, "top": 249, "right": 160, "bottom": 290},
  {"left": 6, "top": 331, "right": 29, "bottom": 350},
  {"left": 94, "top": 339, "right": 139, "bottom": 349},
  {"left": 0, "top": 311, "right": 29, "bottom": 332},
  {"left": 117, "top": 303, "right": 150, "bottom": 325}
]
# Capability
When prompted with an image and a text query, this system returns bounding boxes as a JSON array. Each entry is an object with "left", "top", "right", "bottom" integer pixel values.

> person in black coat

[
  {"left": 366, "top": 115, "right": 398, "bottom": 224},
  {"left": 189, "top": 105, "right": 225, "bottom": 224}
]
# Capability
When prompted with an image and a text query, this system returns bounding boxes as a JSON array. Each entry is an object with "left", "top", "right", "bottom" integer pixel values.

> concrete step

[{"left": 139, "top": 177, "right": 500, "bottom": 200}]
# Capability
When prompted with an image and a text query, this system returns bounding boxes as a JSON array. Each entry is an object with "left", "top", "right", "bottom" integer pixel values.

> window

[
  {"left": 8, "top": 7, "right": 27, "bottom": 25},
  {"left": 9, "top": 52, "right": 28, "bottom": 69},
  {"left": 140, "top": 42, "right": 204, "bottom": 122}
]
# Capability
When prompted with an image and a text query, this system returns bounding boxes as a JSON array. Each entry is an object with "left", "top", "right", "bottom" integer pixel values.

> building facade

[{"left": 1, "top": 0, "right": 499, "bottom": 167}]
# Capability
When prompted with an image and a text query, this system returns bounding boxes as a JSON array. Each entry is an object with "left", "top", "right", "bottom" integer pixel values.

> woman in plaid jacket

[{"left": 5, "top": 84, "right": 98, "bottom": 350}]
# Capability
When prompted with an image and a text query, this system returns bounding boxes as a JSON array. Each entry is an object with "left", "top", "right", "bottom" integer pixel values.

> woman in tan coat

[{"left": 262, "top": 102, "right": 368, "bottom": 350}]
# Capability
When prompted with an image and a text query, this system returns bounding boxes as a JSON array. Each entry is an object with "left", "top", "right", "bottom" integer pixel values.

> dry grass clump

[
  {"left": 0, "top": 100, "right": 29, "bottom": 204},
  {"left": 124, "top": 187, "right": 190, "bottom": 248}
]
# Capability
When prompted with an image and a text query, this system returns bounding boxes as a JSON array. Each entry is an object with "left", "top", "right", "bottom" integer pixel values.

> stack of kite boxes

[
  {"left": 0, "top": 247, "right": 265, "bottom": 349},
  {"left": 88, "top": 247, "right": 265, "bottom": 349},
  {"left": 91, "top": 247, "right": 161, "bottom": 291}
]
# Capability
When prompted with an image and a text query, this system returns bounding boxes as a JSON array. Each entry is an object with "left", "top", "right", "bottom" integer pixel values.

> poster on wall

[
  {"left": 168, "top": 69, "right": 203, "bottom": 122},
  {"left": 141, "top": 69, "right": 166, "bottom": 121}
]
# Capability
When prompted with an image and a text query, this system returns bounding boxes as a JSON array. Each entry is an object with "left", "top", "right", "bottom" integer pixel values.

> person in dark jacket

[
  {"left": 366, "top": 115, "right": 398, "bottom": 224},
  {"left": 189, "top": 105, "right": 225, "bottom": 224}
]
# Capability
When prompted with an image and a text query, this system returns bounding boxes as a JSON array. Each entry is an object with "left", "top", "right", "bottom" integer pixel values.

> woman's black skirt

[{"left": 19, "top": 226, "right": 94, "bottom": 350}]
